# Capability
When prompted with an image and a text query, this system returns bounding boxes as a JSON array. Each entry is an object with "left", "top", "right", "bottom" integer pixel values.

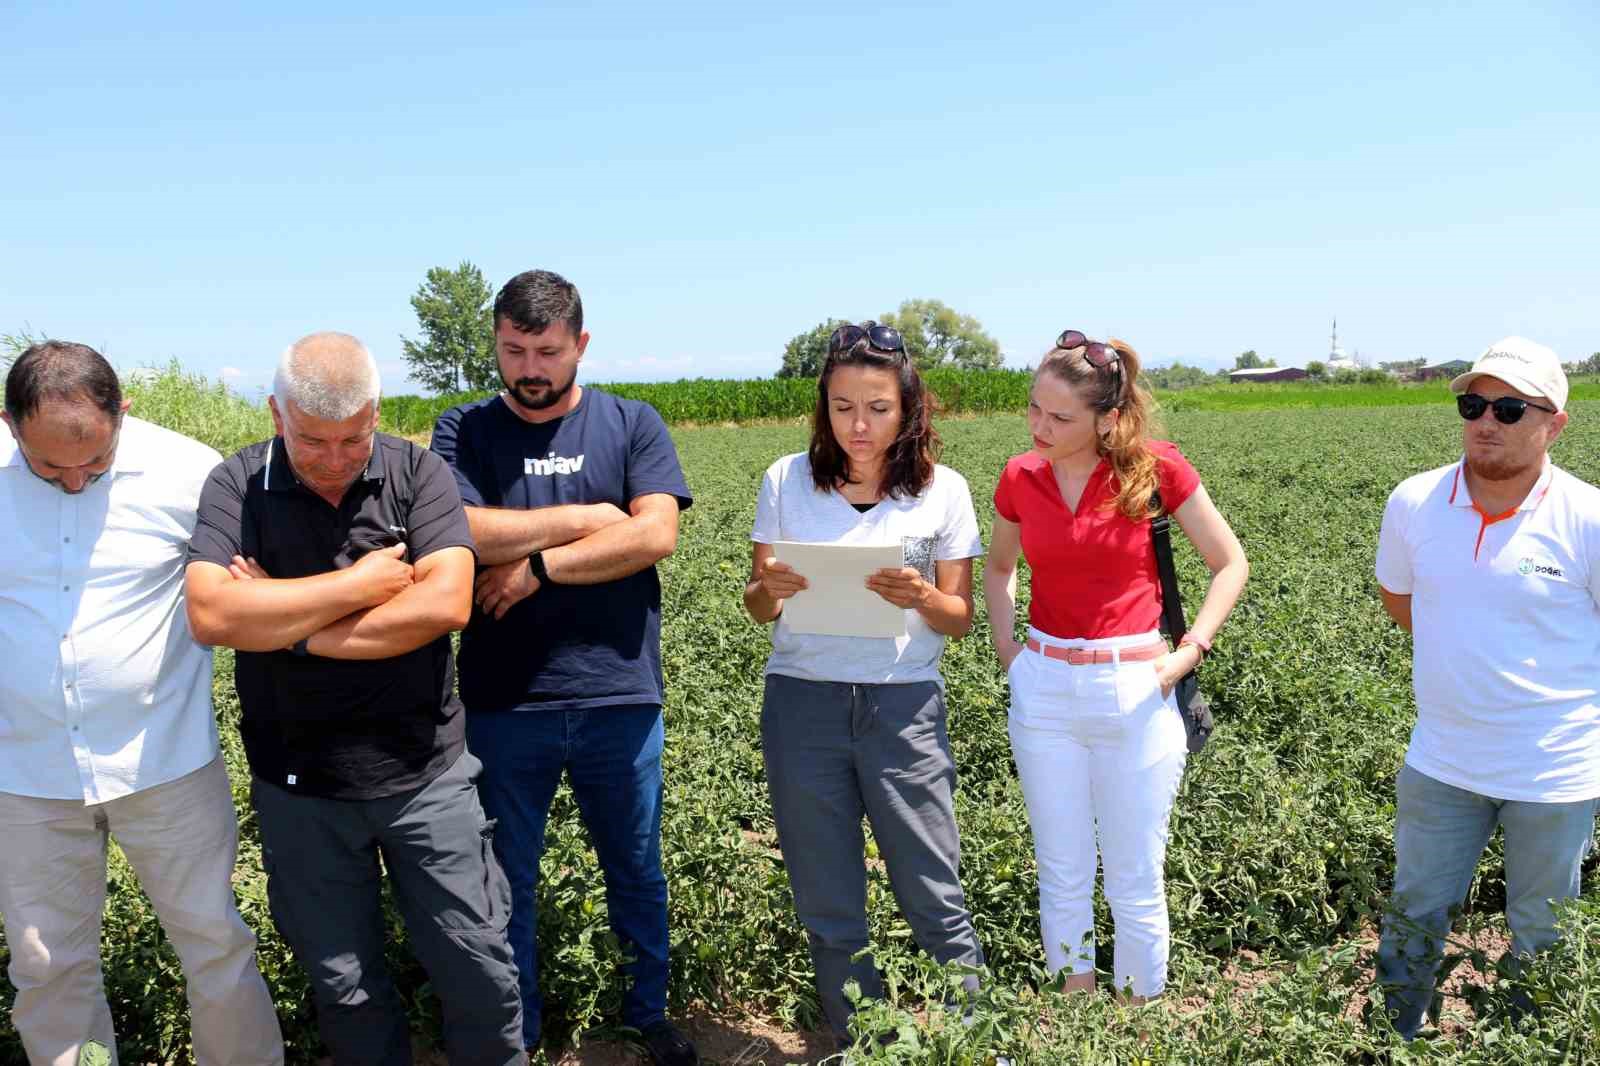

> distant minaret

[{"left": 1331, "top": 317, "right": 1338, "bottom": 353}]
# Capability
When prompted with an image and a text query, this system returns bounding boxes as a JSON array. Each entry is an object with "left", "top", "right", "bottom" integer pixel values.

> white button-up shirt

[
  {"left": 1, "top": 414, "right": 223, "bottom": 803},
  {"left": 1377, "top": 457, "right": 1600, "bottom": 802}
]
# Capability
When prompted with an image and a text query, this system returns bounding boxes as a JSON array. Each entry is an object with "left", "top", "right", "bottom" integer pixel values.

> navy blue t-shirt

[{"left": 431, "top": 388, "right": 692, "bottom": 713}]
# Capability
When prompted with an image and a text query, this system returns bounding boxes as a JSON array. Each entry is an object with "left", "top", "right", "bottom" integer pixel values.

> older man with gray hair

[{"left": 185, "top": 333, "right": 525, "bottom": 1064}]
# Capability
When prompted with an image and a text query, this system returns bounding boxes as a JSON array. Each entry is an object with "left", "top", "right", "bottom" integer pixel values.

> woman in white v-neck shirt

[{"left": 742, "top": 321, "right": 987, "bottom": 1049}]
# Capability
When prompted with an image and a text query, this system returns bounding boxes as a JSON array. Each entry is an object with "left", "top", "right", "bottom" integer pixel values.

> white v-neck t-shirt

[
  {"left": 1376, "top": 458, "right": 1600, "bottom": 802},
  {"left": 752, "top": 453, "right": 982, "bottom": 686}
]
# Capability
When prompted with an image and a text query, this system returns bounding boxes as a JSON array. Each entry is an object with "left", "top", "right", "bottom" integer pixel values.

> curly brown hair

[
  {"left": 808, "top": 332, "right": 941, "bottom": 499},
  {"left": 1035, "top": 336, "right": 1162, "bottom": 520}
]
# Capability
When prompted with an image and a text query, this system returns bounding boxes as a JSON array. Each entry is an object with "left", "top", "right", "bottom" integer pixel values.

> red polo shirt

[{"left": 994, "top": 441, "right": 1200, "bottom": 639}]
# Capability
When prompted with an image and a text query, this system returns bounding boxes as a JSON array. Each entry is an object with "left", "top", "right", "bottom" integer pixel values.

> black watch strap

[{"left": 527, "top": 550, "right": 551, "bottom": 584}]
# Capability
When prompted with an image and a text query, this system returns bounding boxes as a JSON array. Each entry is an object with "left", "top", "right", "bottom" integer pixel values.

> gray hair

[{"left": 272, "top": 332, "right": 381, "bottom": 420}]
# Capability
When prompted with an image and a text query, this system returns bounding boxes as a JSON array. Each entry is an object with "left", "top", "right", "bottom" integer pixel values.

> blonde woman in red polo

[{"left": 983, "top": 331, "right": 1248, "bottom": 1001}]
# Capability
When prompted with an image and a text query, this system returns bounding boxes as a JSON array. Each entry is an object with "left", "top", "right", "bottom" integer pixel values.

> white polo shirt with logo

[
  {"left": 1376, "top": 457, "right": 1600, "bottom": 802},
  {"left": 0, "top": 415, "right": 223, "bottom": 804}
]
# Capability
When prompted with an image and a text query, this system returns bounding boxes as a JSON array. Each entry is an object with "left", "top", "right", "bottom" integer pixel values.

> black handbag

[{"left": 1150, "top": 492, "right": 1214, "bottom": 753}]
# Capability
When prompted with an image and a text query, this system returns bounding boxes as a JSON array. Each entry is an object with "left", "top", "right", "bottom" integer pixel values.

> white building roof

[{"left": 1229, "top": 366, "right": 1305, "bottom": 377}]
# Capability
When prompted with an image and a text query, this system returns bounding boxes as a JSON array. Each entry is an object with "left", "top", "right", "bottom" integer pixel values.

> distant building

[
  {"left": 1412, "top": 359, "right": 1472, "bottom": 382},
  {"left": 1228, "top": 366, "right": 1309, "bottom": 383},
  {"left": 1325, "top": 318, "right": 1359, "bottom": 372}
]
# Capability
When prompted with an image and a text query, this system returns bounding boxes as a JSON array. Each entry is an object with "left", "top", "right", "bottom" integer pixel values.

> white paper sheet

[{"left": 771, "top": 541, "right": 907, "bottom": 638}]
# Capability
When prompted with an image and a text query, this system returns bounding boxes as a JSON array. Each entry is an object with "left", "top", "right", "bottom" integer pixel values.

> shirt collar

[
  {"left": 1447, "top": 456, "right": 1553, "bottom": 512},
  {"left": 264, "top": 435, "right": 386, "bottom": 493}
]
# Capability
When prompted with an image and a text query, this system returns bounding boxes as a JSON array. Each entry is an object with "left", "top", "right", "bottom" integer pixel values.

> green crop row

[
  {"left": 379, "top": 369, "right": 1043, "bottom": 435},
  {"left": 5, "top": 375, "right": 1599, "bottom": 1064}
]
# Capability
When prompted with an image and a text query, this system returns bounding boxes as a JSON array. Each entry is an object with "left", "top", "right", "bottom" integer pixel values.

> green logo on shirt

[{"left": 1518, "top": 557, "right": 1565, "bottom": 578}]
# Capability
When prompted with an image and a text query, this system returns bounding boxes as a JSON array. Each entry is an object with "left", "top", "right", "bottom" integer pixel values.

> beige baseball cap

[{"left": 1450, "top": 336, "right": 1568, "bottom": 411}]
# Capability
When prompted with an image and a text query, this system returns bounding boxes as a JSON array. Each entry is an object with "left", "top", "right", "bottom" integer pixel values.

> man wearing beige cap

[{"left": 1373, "top": 336, "right": 1600, "bottom": 1037}]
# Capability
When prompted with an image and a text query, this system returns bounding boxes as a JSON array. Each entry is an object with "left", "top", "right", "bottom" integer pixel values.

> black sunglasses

[
  {"left": 829, "top": 323, "right": 906, "bottom": 356},
  {"left": 1456, "top": 392, "right": 1557, "bottom": 425}
]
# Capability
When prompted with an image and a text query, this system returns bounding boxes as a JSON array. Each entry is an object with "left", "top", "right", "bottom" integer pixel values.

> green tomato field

[{"left": 3, "top": 387, "right": 1599, "bottom": 1065}]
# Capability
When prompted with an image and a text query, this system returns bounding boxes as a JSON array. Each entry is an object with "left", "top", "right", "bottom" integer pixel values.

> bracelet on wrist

[
  {"left": 1178, "top": 634, "right": 1211, "bottom": 660},
  {"left": 527, "top": 550, "right": 552, "bottom": 585}
]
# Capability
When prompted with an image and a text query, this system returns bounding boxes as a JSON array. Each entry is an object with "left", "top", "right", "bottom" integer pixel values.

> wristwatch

[{"left": 527, "top": 550, "right": 551, "bottom": 585}]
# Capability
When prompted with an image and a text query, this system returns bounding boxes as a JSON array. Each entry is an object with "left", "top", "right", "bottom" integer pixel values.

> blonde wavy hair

[{"left": 1035, "top": 336, "right": 1163, "bottom": 520}]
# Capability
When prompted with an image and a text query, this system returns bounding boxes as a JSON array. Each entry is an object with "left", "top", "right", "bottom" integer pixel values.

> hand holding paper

[
  {"left": 771, "top": 541, "right": 907, "bottom": 638},
  {"left": 865, "top": 566, "right": 933, "bottom": 610},
  {"left": 756, "top": 557, "right": 809, "bottom": 601}
]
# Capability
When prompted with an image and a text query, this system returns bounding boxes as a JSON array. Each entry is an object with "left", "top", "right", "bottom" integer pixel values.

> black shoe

[{"left": 640, "top": 1020, "right": 699, "bottom": 1066}]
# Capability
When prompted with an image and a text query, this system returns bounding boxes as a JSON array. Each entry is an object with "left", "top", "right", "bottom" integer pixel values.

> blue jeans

[
  {"left": 466, "top": 705, "right": 669, "bottom": 1048},
  {"left": 1376, "top": 763, "right": 1598, "bottom": 1038}
]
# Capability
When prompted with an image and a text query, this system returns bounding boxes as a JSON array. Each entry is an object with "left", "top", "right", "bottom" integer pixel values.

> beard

[
  {"left": 1467, "top": 454, "right": 1538, "bottom": 482},
  {"left": 502, "top": 368, "right": 577, "bottom": 412},
  {"left": 1465, "top": 435, "right": 1540, "bottom": 483}
]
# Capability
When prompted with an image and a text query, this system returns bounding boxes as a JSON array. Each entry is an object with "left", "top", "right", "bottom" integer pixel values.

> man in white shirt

[
  {"left": 0, "top": 341, "right": 282, "bottom": 1066},
  {"left": 1374, "top": 336, "right": 1600, "bottom": 1039}
]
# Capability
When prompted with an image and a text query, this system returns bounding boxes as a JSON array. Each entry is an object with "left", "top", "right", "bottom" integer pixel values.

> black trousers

[{"left": 253, "top": 750, "right": 525, "bottom": 1066}]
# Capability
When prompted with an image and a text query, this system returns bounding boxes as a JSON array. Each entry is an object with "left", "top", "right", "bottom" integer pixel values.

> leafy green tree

[
  {"left": 1232, "top": 350, "right": 1276, "bottom": 370},
  {"left": 880, "top": 299, "right": 1002, "bottom": 371},
  {"left": 399, "top": 262, "right": 497, "bottom": 394},
  {"left": 1143, "top": 361, "right": 1217, "bottom": 391},
  {"left": 1305, "top": 360, "right": 1328, "bottom": 380},
  {"left": 776, "top": 318, "right": 847, "bottom": 379},
  {"left": 1566, "top": 352, "right": 1600, "bottom": 377}
]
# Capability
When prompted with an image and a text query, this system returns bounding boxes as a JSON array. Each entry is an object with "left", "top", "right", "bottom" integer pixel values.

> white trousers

[
  {"left": 0, "top": 756, "right": 283, "bottom": 1066},
  {"left": 1007, "top": 628, "right": 1187, "bottom": 997}
]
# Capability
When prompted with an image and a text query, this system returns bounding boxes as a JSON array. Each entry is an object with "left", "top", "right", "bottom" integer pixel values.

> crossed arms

[
  {"left": 185, "top": 544, "right": 474, "bottom": 659},
  {"left": 184, "top": 493, "right": 680, "bottom": 650},
  {"left": 466, "top": 493, "right": 681, "bottom": 619}
]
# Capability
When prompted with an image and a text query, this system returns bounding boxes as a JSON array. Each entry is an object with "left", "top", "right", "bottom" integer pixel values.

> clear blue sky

[{"left": 4, "top": 0, "right": 1596, "bottom": 397}]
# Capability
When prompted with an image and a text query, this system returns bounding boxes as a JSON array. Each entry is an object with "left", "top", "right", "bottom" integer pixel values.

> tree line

[
  {"left": 398, "top": 264, "right": 1005, "bottom": 391},
  {"left": 391, "top": 263, "right": 1600, "bottom": 393}
]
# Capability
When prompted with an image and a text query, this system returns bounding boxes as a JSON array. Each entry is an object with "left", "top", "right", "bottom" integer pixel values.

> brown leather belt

[{"left": 1023, "top": 637, "right": 1168, "bottom": 665}]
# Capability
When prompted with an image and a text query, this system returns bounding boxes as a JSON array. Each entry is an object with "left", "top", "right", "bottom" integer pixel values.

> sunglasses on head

[
  {"left": 829, "top": 323, "right": 906, "bottom": 356},
  {"left": 1056, "top": 329, "right": 1122, "bottom": 401},
  {"left": 1456, "top": 392, "right": 1557, "bottom": 425}
]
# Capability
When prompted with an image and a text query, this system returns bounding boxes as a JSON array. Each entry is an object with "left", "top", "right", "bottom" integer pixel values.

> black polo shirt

[{"left": 188, "top": 433, "right": 474, "bottom": 800}]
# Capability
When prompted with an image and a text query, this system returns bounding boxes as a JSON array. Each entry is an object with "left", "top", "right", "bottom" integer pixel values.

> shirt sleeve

[
  {"left": 429, "top": 404, "right": 487, "bottom": 508},
  {"left": 1156, "top": 443, "right": 1201, "bottom": 513},
  {"left": 186, "top": 457, "right": 248, "bottom": 568},
  {"left": 405, "top": 446, "right": 476, "bottom": 563},
  {"left": 1375, "top": 486, "right": 1414, "bottom": 594},
  {"left": 751, "top": 459, "right": 783, "bottom": 543},
  {"left": 993, "top": 459, "right": 1021, "bottom": 523},
  {"left": 625, "top": 403, "right": 693, "bottom": 509},
  {"left": 937, "top": 470, "right": 984, "bottom": 560}
]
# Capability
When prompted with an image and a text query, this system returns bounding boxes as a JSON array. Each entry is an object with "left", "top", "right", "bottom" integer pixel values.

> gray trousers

[
  {"left": 761, "top": 674, "right": 984, "bottom": 1042},
  {"left": 252, "top": 750, "right": 525, "bottom": 1066}
]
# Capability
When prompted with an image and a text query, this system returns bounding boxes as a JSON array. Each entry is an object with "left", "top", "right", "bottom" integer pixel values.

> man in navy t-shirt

[{"left": 431, "top": 269, "right": 696, "bottom": 1066}]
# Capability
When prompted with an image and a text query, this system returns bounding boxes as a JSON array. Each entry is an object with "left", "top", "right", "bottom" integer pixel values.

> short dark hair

[
  {"left": 5, "top": 340, "right": 122, "bottom": 424},
  {"left": 494, "top": 270, "right": 584, "bottom": 339},
  {"left": 808, "top": 324, "right": 940, "bottom": 499}
]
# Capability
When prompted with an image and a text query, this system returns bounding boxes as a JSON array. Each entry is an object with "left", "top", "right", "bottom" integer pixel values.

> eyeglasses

[
  {"left": 1456, "top": 393, "right": 1557, "bottom": 425},
  {"left": 1056, "top": 329, "right": 1122, "bottom": 402},
  {"left": 829, "top": 323, "right": 906, "bottom": 356},
  {"left": 1056, "top": 329, "right": 1117, "bottom": 368}
]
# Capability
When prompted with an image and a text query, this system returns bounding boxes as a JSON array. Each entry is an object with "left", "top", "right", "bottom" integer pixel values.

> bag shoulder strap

[{"left": 1150, "top": 490, "right": 1188, "bottom": 643}]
